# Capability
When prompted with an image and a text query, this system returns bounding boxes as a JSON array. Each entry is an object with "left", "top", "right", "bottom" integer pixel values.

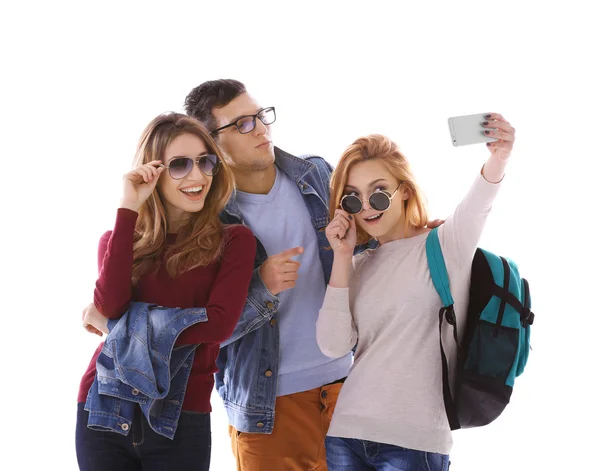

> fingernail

[
  {"left": 485, "top": 114, "right": 491, "bottom": 119},
  {"left": 484, "top": 130, "right": 490, "bottom": 135},
  {"left": 348, "top": 215, "right": 353, "bottom": 220},
  {"left": 486, "top": 142, "right": 492, "bottom": 146},
  {"left": 482, "top": 121, "right": 488, "bottom": 126}
]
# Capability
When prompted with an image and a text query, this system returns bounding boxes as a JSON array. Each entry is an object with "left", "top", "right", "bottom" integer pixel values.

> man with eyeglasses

[
  {"left": 182, "top": 79, "right": 350, "bottom": 470},
  {"left": 184, "top": 80, "right": 444, "bottom": 470}
]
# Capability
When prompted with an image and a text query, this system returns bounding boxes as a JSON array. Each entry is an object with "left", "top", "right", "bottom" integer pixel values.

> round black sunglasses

[{"left": 340, "top": 182, "right": 403, "bottom": 214}]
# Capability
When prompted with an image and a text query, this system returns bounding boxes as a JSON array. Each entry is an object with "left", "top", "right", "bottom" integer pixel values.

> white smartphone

[{"left": 448, "top": 113, "right": 497, "bottom": 147}]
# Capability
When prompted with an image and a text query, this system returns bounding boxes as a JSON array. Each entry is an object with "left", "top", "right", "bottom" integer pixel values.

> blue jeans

[
  {"left": 75, "top": 403, "right": 211, "bottom": 471},
  {"left": 325, "top": 436, "right": 450, "bottom": 471}
]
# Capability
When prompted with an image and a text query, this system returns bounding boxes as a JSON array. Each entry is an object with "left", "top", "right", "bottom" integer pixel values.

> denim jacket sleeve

[{"left": 220, "top": 267, "right": 279, "bottom": 348}]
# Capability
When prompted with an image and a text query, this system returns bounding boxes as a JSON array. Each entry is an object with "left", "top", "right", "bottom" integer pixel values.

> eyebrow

[
  {"left": 344, "top": 178, "right": 389, "bottom": 191},
  {"left": 228, "top": 108, "right": 263, "bottom": 124},
  {"left": 167, "top": 152, "right": 210, "bottom": 163}
]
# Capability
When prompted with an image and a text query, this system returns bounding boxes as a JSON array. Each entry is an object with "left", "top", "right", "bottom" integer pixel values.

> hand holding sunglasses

[
  {"left": 325, "top": 209, "right": 357, "bottom": 257},
  {"left": 119, "top": 160, "right": 165, "bottom": 212}
]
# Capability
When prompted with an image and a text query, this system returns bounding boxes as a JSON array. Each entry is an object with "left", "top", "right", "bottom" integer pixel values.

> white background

[{"left": 1, "top": 1, "right": 599, "bottom": 470}]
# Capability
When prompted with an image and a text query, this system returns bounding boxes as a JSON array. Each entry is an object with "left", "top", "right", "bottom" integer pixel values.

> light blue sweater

[{"left": 235, "top": 166, "right": 351, "bottom": 396}]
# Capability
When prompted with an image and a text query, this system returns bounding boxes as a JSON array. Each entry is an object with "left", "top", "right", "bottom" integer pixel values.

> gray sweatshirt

[{"left": 316, "top": 174, "right": 501, "bottom": 454}]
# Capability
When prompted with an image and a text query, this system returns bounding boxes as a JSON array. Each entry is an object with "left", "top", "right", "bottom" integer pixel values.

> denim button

[
  {"left": 265, "top": 301, "right": 275, "bottom": 310},
  {"left": 132, "top": 389, "right": 140, "bottom": 396},
  {"left": 265, "top": 370, "right": 273, "bottom": 377},
  {"left": 270, "top": 318, "right": 277, "bottom": 326},
  {"left": 257, "top": 422, "right": 264, "bottom": 428},
  {"left": 121, "top": 423, "right": 129, "bottom": 431}
]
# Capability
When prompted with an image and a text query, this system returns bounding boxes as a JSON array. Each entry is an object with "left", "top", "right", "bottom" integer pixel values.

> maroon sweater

[{"left": 77, "top": 208, "right": 256, "bottom": 412}]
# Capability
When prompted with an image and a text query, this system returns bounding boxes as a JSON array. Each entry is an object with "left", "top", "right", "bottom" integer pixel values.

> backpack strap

[
  {"left": 488, "top": 276, "right": 535, "bottom": 328},
  {"left": 426, "top": 228, "right": 454, "bottom": 307},
  {"left": 425, "top": 228, "right": 461, "bottom": 430},
  {"left": 426, "top": 228, "right": 459, "bottom": 346}
]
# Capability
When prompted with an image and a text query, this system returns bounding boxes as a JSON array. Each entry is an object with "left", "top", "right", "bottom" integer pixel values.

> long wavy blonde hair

[
  {"left": 329, "top": 134, "right": 429, "bottom": 245},
  {"left": 130, "top": 113, "right": 235, "bottom": 283}
]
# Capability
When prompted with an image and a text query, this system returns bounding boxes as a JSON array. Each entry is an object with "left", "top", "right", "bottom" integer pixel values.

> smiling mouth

[
  {"left": 256, "top": 141, "right": 271, "bottom": 148},
  {"left": 364, "top": 213, "right": 383, "bottom": 222},
  {"left": 181, "top": 186, "right": 204, "bottom": 198}
]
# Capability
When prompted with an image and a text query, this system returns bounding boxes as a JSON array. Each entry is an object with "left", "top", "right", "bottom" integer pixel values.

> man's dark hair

[{"left": 184, "top": 79, "right": 247, "bottom": 132}]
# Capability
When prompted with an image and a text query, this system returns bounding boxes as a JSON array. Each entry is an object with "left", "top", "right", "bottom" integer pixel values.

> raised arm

[
  {"left": 316, "top": 209, "right": 358, "bottom": 358},
  {"left": 439, "top": 113, "right": 515, "bottom": 263},
  {"left": 93, "top": 208, "right": 137, "bottom": 319},
  {"left": 175, "top": 225, "right": 257, "bottom": 345},
  {"left": 94, "top": 159, "right": 166, "bottom": 318}
]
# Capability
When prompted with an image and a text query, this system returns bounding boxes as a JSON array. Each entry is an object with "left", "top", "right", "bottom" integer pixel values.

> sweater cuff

[
  {"left": 322, "top": 286, "right": 350, "bottom": 313},
  {"left": 115, "top": 208, "right": 139, "bottom": 230}
]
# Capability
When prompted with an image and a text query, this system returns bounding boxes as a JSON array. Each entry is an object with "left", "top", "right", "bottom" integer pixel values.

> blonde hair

[
  {"left": 130, "top": 113, "right": 235, "bottom": 283},
  {"left": 329, "top": 134, "right": 429, "bottom": 245}
]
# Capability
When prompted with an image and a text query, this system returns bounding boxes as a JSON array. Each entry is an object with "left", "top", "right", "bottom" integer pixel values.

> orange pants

[{"left": 229, "top": 382, "right": 343, "bottom": 471}]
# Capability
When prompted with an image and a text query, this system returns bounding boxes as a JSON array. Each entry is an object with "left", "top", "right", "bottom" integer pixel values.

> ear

[{"left": 401, "top": 186, "right": 411, "bottom": 201}]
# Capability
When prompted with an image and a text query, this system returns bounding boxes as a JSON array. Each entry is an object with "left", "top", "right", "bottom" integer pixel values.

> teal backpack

[{"left": 425, "top": 227, "right": 534, "bottom": 430}]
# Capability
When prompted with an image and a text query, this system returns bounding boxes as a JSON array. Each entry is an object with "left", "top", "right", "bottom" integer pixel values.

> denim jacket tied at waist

[{"left": 84, "top": 302, "right": 207, "bottom": 440}]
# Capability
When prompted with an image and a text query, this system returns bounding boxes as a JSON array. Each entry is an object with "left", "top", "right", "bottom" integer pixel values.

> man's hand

[
  {"left": 259, "top": 247, "right": 303, "bottom": 295},
  {"left": 82, "top": 303, "right": 109, "bottom": 336}
]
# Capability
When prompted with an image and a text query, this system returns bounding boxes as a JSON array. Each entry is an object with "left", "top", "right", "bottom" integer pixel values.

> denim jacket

[
  {"left": 217, "top": 148, "right": 335, "bottom": 434},
  {"left": 85, "top": 302, "right": 207, "bottom": 440}
]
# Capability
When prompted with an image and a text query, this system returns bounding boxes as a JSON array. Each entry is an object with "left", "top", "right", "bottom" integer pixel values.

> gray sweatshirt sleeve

[
  {"left": 317, "top": 286, "right": 358, "bottom": 358},
  {"left": 438, "top": 174, "right": 502, "bottom": 268}
]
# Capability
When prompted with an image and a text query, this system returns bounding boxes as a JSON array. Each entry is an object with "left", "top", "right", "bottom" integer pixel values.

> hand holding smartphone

[{"left": 448, "top": 113, "right": 498, "bottom": 147}]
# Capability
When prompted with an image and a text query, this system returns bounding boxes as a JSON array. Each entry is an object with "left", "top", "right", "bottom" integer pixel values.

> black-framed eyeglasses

[
  {"left": 159, "top": 154, "right": 220, "bottom": 179},
  {"left": 340, "top": 182, "right": 403, "bottom": 214},
  {"left": 211, "top": 107, "right": 276, "bottom": 135}
]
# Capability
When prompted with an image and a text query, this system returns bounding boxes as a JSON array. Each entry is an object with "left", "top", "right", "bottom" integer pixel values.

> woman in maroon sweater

[{"left": 75, "top": 113, "right": 256, "bottom": 471}]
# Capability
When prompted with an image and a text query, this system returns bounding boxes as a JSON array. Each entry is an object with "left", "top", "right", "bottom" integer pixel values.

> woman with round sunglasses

[
  {"left": 75, "top": 112, "right": 256, "bottom": 471},
  {"left": 316, "top": 114, "right": 516, "bottom": 471}
]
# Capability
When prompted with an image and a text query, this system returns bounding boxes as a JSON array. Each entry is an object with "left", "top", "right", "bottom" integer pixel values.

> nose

[
  {"left": 253, "top": 118, "right": 268, "bottom": 137},
  {"left": 187, "top": 161, "right": 210, "bottom": 182},
  {"left": 361, "top": 198, "right": 372, "bottom": 212}
]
